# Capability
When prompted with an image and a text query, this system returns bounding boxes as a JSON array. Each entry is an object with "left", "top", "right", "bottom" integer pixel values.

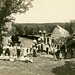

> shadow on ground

[{"left": 52, "top": 60, "right": 75, "bottom": 75}]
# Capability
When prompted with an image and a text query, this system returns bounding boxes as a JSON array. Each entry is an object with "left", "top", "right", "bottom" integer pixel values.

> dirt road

[{"left": 0, "top": 56, "right": 74, "bottom": 75}]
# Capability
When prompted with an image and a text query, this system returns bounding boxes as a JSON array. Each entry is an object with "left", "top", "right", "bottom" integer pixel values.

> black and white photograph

[{"left": 0, "top": 0, "right": 75, "bottom": 75}]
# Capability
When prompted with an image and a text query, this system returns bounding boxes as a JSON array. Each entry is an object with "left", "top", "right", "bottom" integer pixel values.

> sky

[{"left": 14, "top": 0, "right": 75, "bottom": 23}]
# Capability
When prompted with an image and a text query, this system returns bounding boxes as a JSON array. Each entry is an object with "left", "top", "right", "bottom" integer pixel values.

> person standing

[
  {"left": 59, "top": 51, "right": 63, "bottom": 59},
  {"left": 41, "top": 43, "right": 43, "bottom": 52},
  {"left": 9, "top": 45, "right": 13, "bottom": 56},
  {"left": 3, "top": 45, "right": 6, "bottom": 56},
  {"left": 12, "top": 45, "right": 17, "bottom": 61},
  {"left": 32, "top": 40, "right": 37, "bottom": 57},
  {"left": 14, "top": 45, "right": 17, "bottom": 56},
  {"left": 64, "top": 44, "right": 67, "bottom": 59},
  {"left": 28, "top": 48, "right": 30, "bottom": 55},
  {"left": 30, "top": 47, "right": 32, "bottom": 55},
  {"left": 0, "top": 45, "right": 3, "bottom": 55},
  {"left": 53, "top": 48, "right": 56, "bottom": 59},
  {"left": 20, "top": 45, "right": 23, "bottom": 56},
  {"left": 5, "top": 46, "right": 10, "bottom": 56},
  {"left": 47, "top": 37, "right": 49, "bottom": 45},
  {"left": 71, "top": 48, "right": 74, "bottom": 58},
  {"left": 46, "top": 44, "right": 49, "bottom": 54},
  {"left": 37, "top": 43, "right": 41, "bottom": 52},
  {"left": 33, "top": 46, "right": 37, "bottom": 57},
  {"left": 17, "top": 45, "right": 21, "bottom": 57},
  {"left": 56, "top": 49, "right": 60, "bottom": 59},
  {"left": 23, "top": 47, "right": 27, "bottom": 57}
]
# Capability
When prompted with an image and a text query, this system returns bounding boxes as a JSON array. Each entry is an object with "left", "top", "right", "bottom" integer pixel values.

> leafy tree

[
  {"left": 69, "top": 20, "right": 75, "bottom": 35},
  {"left": 0, "top": 0, "right": 33, "bottom": 45}
]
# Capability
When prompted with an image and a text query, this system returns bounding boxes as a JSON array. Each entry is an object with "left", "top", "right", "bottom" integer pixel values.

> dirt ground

[
  {"left": 0, "top": 54, "right": 75, "bottom": 75},
  {"left": 0, "top": 37, "right": 74, "bottom": 75}
]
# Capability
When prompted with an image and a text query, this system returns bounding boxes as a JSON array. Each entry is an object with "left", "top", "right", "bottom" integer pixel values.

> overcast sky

[{"left": 15, "top": 0, "right": 75, "bottom": 23}]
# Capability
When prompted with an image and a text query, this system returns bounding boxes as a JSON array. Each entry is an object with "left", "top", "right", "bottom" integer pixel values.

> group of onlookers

[
  {"left": 0, "top": 44, "right": 34, "bottom": 62},
  {"left": 0, "top": 39, "right": 75, "bottom": 62},
  {"left": 54, "top": 44, "right": 75, "bottom": 59}
]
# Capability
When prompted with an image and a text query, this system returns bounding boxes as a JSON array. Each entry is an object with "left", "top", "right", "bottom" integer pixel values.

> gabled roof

[{"left": 51, "top": 25, "right": 70, "bottom": 39}]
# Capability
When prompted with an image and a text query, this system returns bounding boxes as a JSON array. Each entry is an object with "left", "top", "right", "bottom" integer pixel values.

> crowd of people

[
  {"left": 0, "top": 43, "right": 36, "bottom": 63},
  {"left": 0, "top": 37, "right": 75, "bottom": 63}
]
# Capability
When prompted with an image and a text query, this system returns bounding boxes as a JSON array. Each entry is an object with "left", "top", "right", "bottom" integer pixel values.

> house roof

[{"left": 51, "top": 25, "right": 70, "bottom": 39}]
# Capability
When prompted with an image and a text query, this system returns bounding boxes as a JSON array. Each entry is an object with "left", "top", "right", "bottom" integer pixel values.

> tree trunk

[
  {"left": 0, "top": 17, "right": 4, "bottom": 47},
  {"left": 0, "top": 16, "right": 5, "bottom": 47},
  {"left": 0, "top": 24, "right": 2, "bottom": 47}
]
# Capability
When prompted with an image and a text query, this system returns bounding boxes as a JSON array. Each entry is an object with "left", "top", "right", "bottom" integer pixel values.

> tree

[
  {"left": 69, "top": 20, "right": 75, "bottom": 35},
  {"left": 0, "top": 0, "right": 33, "bottom": 46}
]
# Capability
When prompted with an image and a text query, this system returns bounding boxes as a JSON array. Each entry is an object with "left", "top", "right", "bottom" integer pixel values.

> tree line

[{"left": 12, "top": 21, "right": 75, "bottom": 36}]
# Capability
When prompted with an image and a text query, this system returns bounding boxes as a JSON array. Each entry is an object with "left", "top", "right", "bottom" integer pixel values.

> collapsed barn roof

[
  {"left": 51, "top": 25, "right": 70, "bottom": 38},
  {"left": 50, "top": 25, "right": 70, "bottom": 44}
]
